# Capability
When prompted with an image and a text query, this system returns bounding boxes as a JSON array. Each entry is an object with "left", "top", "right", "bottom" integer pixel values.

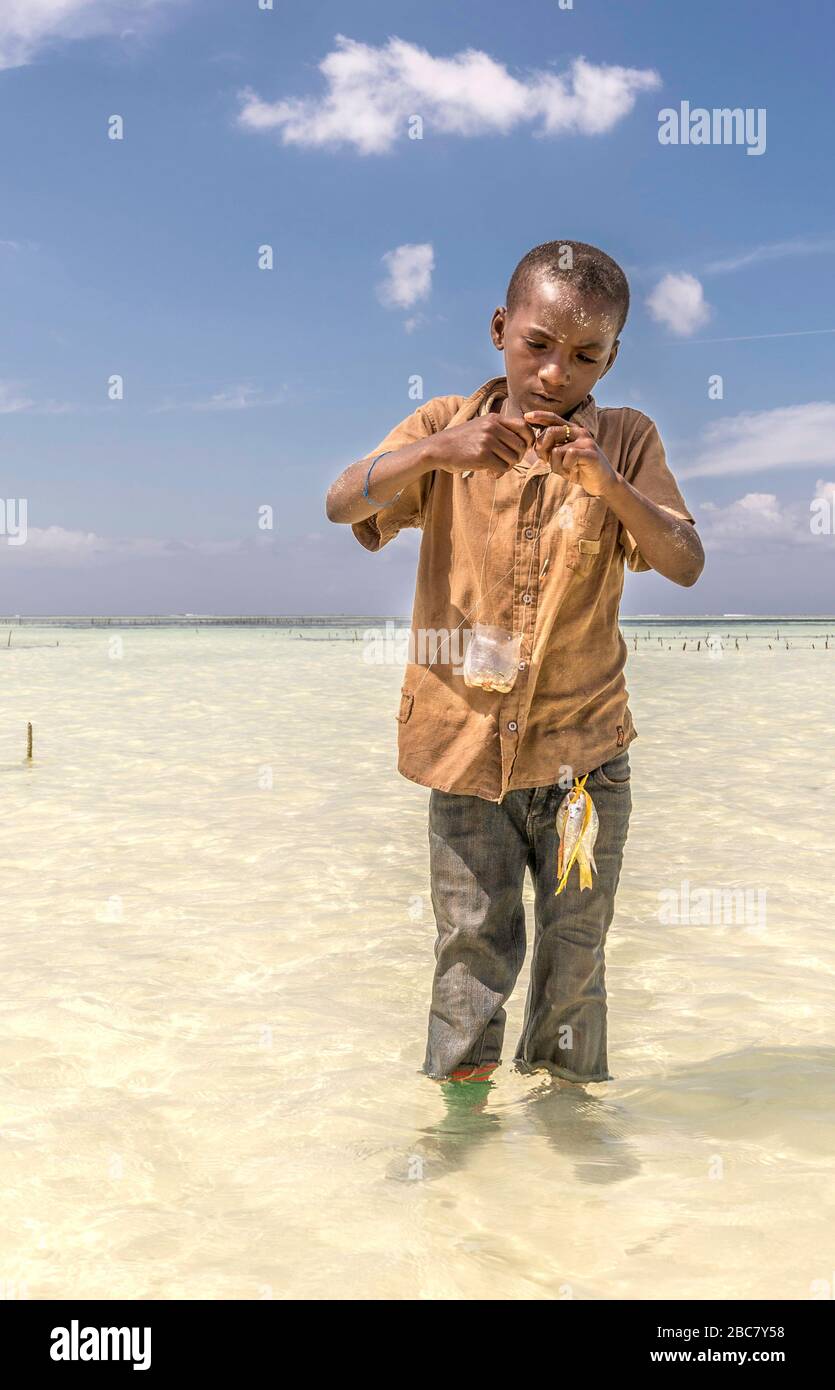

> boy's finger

[
  {"left": 525, "top": 411, "right": 592, "bottom": 446},
  {"left": 493, "top": 421, "right": 531, "bottom": 457},
  {"left": 524, "top": 410, "right": 570, "bottom": 428},
  {"left": 549, "top": 437, "right": 596, "bottom": 459},
  {"left": 498, "top": 416, "right": 536, "bottom": 448},
  {"left": 548, "top": 445, "right": 582, "bottom": 476},
  {"left": 487, "top": 440, "right": 524, "bottom": 469},
  {"left": 534, "top": 425, "right": 563, "bottom": 459}
]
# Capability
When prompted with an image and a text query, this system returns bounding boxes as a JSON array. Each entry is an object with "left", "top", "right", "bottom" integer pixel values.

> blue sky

[{"left": 1, "top": 0, "right": 834, "bottom": 615}]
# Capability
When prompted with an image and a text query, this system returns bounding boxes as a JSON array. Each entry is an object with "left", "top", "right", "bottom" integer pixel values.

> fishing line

[{"left": 409, "top": 470, "right": 548, "bottom": 700}]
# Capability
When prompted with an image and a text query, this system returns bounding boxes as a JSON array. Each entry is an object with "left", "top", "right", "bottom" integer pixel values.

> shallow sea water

[{"left": 1, "top": 622, "right": 834, "bottom": 1300}]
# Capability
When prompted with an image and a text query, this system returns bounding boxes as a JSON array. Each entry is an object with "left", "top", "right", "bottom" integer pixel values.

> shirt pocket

[
  {"left": 565, "top": 496, "right": 609, "bottom": 576},
  {"left": 395, "top": 688, "right": 415, "bottom": 724}
]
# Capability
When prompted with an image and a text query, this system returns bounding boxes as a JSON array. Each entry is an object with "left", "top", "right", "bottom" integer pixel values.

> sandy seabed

[{"left": 1, "top": 622, "right": 833, "bottom": 1300}]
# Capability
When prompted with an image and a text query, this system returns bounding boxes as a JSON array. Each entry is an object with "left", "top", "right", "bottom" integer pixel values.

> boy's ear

[{"left": 490, "top": 306, "right": 506, "bottom": 350}]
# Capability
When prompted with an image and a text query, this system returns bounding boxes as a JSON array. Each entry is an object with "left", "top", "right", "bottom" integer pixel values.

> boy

[{"left": 326, "top": 240, "right": 703, "bottom": 1087}]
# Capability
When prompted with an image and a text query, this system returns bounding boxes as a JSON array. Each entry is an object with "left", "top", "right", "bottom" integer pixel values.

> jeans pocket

[{"left": 592, "top": 751, "right": 631, "bottom": 788}]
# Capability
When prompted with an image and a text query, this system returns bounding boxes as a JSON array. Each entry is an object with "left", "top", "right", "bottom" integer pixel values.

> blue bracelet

[{"left": 363, "top": 452, "right": 401, "bottom": 508}]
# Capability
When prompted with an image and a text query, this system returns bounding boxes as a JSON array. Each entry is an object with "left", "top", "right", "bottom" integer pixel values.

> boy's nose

[{"left": 539, "top": 359, "right": 570, "bottom": 389}]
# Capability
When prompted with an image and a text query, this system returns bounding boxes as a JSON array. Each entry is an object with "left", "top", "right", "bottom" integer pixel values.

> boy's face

[{"left": 490, "top": 275, "right": 621, "bottom": 417}]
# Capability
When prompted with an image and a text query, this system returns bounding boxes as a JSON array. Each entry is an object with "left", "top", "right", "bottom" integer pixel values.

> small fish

[{"left": 555, "top": 782, "right": 598, "bottom": 894}]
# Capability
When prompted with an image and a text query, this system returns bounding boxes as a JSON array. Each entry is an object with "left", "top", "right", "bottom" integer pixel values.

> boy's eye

[{"left": 524, "top": 338, "right": 598, "bottom": 364}]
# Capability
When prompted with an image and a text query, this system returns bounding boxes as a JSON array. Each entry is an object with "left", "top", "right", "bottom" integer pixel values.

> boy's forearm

[
  {"left": 600, "top": 472, "right": 704, "bottom": 587},
  {"left": 326, "top": 437, "right": 438, "bottom": 524}
]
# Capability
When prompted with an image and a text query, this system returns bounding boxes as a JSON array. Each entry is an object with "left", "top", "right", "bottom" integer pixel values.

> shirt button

[
  {"left": 525, "top": 528, "right": 535, "bottom": 539},
  {"left": 521, "top": 593, "right": 533, "bottom": 605},
  {"left": 507, "top": 720, "right": 518, "bottom": 732},
  {"left": 518, "top": 661, "right": 526, "bottom": 670}
]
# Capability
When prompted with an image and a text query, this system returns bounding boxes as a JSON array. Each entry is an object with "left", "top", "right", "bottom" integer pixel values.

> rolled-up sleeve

[
  {"left": 350, "top": 403, "right": 441, "bottom": 553},
  {"left": 619, "top": 417, "right": 696, "bottom": 573}
]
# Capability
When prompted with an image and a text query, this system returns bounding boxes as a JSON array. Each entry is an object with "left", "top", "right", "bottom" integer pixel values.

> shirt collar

[{"left": 470, "top": 376, "right": 598, "bottom": 439}]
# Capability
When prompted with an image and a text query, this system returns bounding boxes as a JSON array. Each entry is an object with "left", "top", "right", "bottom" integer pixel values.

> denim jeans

[{"left": 422, "top": 751, "right": 632, "bottom": 1082}]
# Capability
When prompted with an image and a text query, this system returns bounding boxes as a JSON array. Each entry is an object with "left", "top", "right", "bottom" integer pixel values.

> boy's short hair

[{"left": 506, "top": 240, "right": 630, "bottom": 338}]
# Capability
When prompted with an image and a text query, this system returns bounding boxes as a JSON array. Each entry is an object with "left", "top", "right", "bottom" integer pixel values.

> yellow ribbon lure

[{"left": 555, "top": 774, "right": 599, "bottom": 895}]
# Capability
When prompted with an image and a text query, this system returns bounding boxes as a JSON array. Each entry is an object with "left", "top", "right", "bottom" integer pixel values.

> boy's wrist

[
  {"left": 409, "top": 433, "right": 444, "bottom": 475},
  {"left": 598, "top": 468, "right": 625, "bottom": 505},
  {"left": 364, "top": 436, "right": 437, "bottom": 501}
]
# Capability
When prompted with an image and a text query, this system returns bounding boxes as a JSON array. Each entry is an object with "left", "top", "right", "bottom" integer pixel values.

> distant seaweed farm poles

[
  {"left": 26, "top": 722, "right": 33, "bottom": 760},
  {"left": 6, "top": 630, "right": 10, "bottom": 647}
]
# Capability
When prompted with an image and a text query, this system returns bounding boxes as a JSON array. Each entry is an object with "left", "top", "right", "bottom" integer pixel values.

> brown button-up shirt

[{"left": 352, "top": 376, "right": 695, "bottom": 802}]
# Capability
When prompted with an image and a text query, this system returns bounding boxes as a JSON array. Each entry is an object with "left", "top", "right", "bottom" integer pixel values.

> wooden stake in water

[{"left": 26, "top": 722, "right": 33, "bottom": 760}]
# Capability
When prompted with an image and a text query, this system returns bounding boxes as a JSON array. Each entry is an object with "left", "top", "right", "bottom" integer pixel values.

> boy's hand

[
  {"left": 524, "top": 411, "right": 618, "bottom": 497},
  {"left": 434, "top": 415, "right": 535, "bottom": 478}
]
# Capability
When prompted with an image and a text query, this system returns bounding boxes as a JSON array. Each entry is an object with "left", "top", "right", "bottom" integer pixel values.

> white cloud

[
  {"left": 237, "top": 35, "right": 661, "bottom": 155},
  {"left": 0, "top": 381, "right": 35, "bottom": 414},
  {"left": 0, "top": 526, "right": 275, "bottom": 567},
  {"left": 695, "top": 487, "right": 835, "bottom": 553},
  {"left": 18, "top": 525, "right": 104, "bottom": 556},
  {"left": 192, "top": 384, "right": 283, "bottom": 412},
  {"left": 153, "top": 383, "right": 287, "bottom": 413},
  {"left": 0, "top": 526, "right": 115, "bottom": 567},
  {"left": 680, "top": 402, "right": 835, "bottom": 480},
  {"left": 676, "top": 328, "right": 835, "bottom": 346},
  {"left": 0, "top": 0, "right": 177, "bottom": 71},
  {"left": 814, "top": 478, "right": 835, "bottom": 504},
  {"left": 0, "top": 379, "right": 79, "bottom": 414},
  {"left": 704, "top": 236, "right": 835, "bottom": 275},
  {"left": 377, "top": 243, "right": 434, "bottom": 311},
  {"left": 700, "top": 493, "right": 788, "bottom": 543},
  {"left": 646, "top": 272, "right": 711, "bottom": 336}
]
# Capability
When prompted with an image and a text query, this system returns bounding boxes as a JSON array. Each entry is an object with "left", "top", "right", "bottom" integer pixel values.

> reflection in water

[
  {"left": 520, "top": 1078, "right": 642, "bottom": 1186},
  {"left": 391, "top": 1069, "right": 642, "bottom": 1188},
  {"left": 387, "top": 1075, "right": 502, "bottom": 1184}
]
